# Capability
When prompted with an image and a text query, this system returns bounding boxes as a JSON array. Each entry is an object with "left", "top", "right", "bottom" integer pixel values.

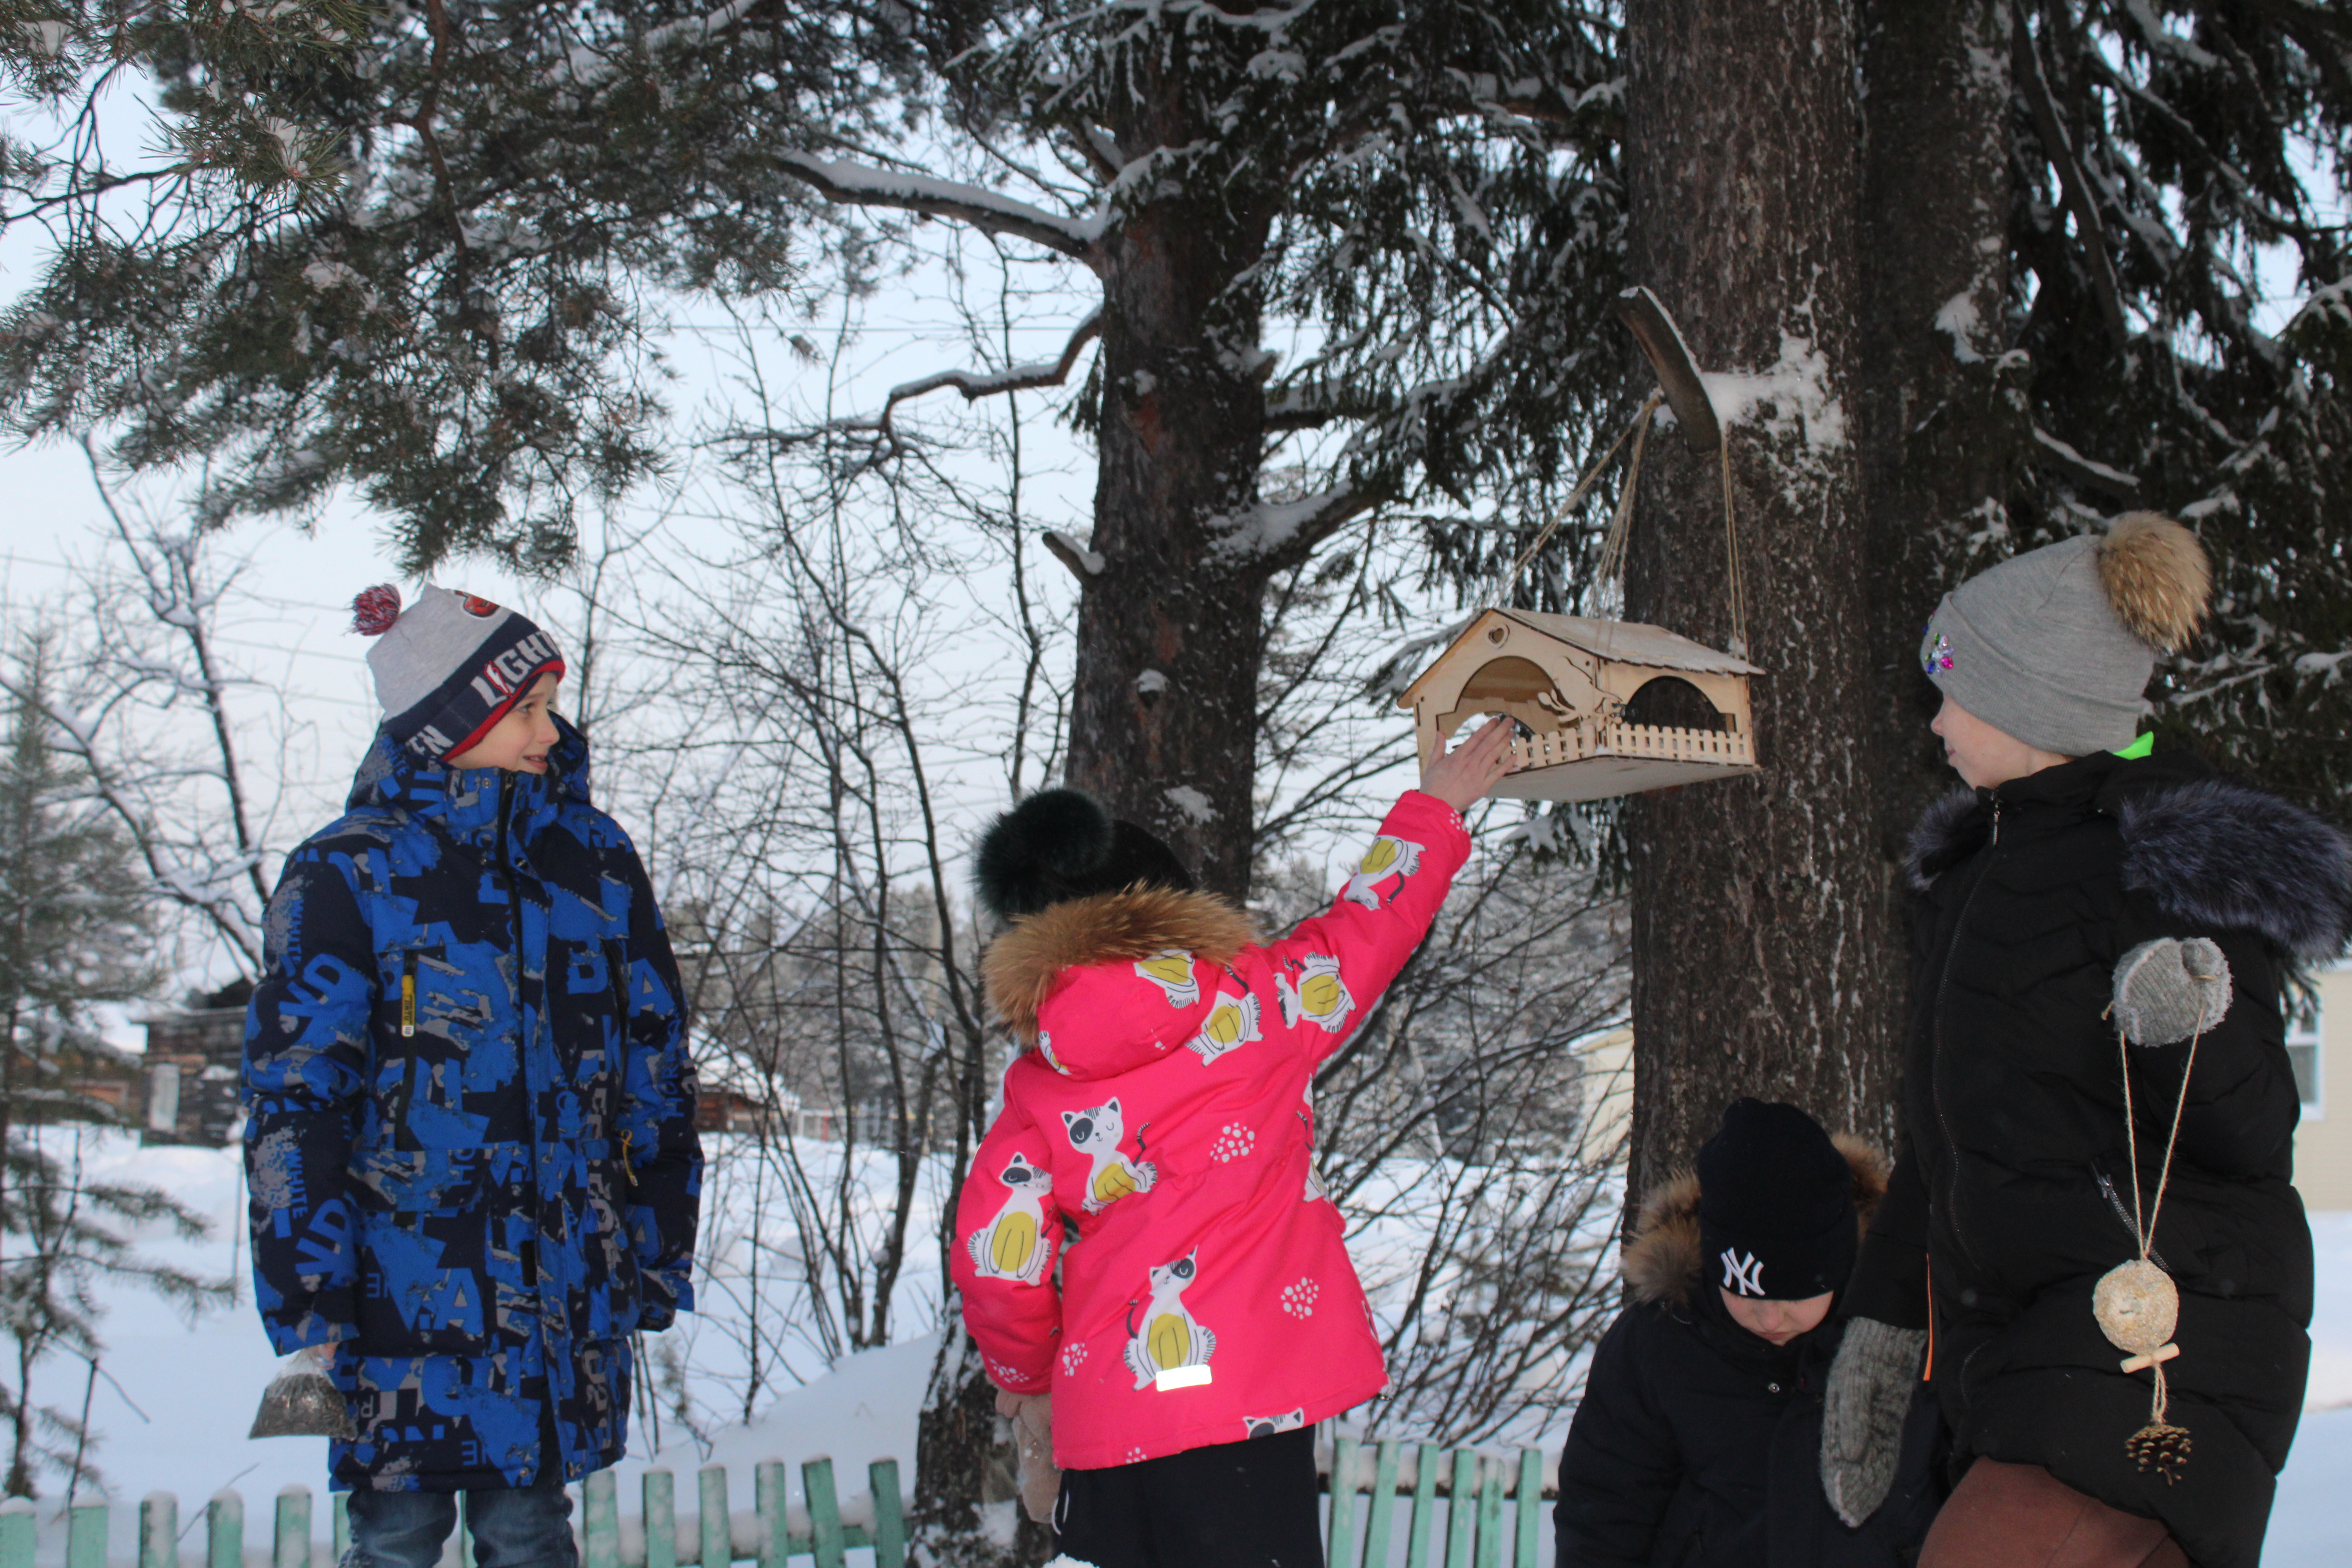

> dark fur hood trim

[
  {"left": 1903, "top": 777, "right": 2352, "bottom": 961},
  {"left": 982, "top": 885, "right": 1256, "bottom": 1038},
  {"left": 2118, "top": 780, "right": 2352, "bottom": 963},
  {"left": 1904, "top": 788, "right": 1986, "bottom": 893},
  {"left": 1621, "top": 1134, "right": 1888, "bottom": 1308}
]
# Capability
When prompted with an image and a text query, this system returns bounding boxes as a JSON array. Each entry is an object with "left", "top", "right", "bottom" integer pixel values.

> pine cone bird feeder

[{"left": 1397, "top": 289, "right": 1762, "bottom": 803}]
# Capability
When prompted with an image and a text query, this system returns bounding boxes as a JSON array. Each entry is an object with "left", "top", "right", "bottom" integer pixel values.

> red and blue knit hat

[{"left": 351, "top": 584, "right": 566, "bottom": 763}]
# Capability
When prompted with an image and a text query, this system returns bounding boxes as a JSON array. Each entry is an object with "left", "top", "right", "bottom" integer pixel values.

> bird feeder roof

[{"left": 1395, "top": 608, "right": 1762, "bottom": 710}]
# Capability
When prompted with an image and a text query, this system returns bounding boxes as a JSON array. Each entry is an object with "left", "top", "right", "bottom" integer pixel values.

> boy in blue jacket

[{"left": 243, "top": 585, "right": 702, "bottom": 1568}]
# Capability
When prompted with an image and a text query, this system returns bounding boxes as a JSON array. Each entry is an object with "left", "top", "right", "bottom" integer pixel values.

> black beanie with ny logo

[{"left": 1696, "top": 1097, "right": 1857, "bottom": 1302}]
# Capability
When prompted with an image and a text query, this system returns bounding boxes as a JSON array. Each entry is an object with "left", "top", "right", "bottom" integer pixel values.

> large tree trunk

[
  {"left": 1060, "top": 63, "right": 1276, "bottom": 903},
  {"left": 1853, "top": 0, "right": 2022, "bottom": 862},
  {"left": 915, "top": 47, "right": 1278, "bottom": 1568},
  {"left": 1619, "top": 0, "right": 1900, "bottom": 1201}
]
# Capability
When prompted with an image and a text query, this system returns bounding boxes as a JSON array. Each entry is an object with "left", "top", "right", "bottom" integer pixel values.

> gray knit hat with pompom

[{"left": 1918, "top": 513, "right": 2210, "bottom": 757}]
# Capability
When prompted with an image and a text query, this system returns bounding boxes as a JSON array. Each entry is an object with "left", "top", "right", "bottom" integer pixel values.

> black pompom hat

[
  {"left": 1695, "top": 1098, "right": 1857, "bottom": 1301},
  {"left": 975, "top": 788, "right": 1195, "bottom": 920}
]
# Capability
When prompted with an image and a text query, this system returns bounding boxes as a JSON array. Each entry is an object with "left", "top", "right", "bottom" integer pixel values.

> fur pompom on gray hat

[{"left": 1918, "top": 513, "right": 2210, "bottom": 757}]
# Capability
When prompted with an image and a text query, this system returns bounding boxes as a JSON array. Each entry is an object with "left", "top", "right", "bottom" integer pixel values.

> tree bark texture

[
  {"left": 911, "top": 1322, "right": 1056, "bottom": 1567},
  {"left": 1063, "top": 57, "right": 1277, "bottom": 902},
  {"left": 1620, "top": 0, "right": 1900, "bottom": 1202},
  {"left": 1854, "top": 0, "right": 2022, "bottom": 888}
]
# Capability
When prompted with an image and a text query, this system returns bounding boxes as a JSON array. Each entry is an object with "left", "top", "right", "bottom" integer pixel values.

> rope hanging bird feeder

[{"left": 1396, "top": 288, "right": 1762, "bottom": 803}]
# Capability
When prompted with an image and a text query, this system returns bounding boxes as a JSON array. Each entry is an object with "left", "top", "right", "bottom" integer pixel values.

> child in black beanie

[{"left": 1554, "top": 1099, "right": 1941, "bottom": 1568}]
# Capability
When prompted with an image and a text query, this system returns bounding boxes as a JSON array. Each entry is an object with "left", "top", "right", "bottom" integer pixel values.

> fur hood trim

[
  {"left": 982, "top": 885, "right": 1256, "bottom": 1037},
  {"left": 2118, "top": 779, "right": 2352, "bottom": 964},
  {"left": 1905, "top": 778, "right": 2352, "bottom": 962},
  {"left": 1621, "top": 1134, "right": 1889, "bottom": 1308},
  {"left": 1904, "top": 788, "right": 1986, "bottom": 893}
]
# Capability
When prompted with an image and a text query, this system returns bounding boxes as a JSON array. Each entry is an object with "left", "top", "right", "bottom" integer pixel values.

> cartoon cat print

[
  {"left": 1134, "top": 951, "right": 1201, "bottom": 1008},
  {"left": 964, "top": 1153, "right": 1054, "bottom": 1285},
  {"left": 1341, "top": 836, "right": 1423, "bottom": 908},
  {"left": 1242, "top": 1408, "right": 1305, "bottom": 1439},
  {"left": 1125, "top": 1250, "right": 1216, "bottom": 1390},
  {"left": 1188, "top": 986, "right": 1263, "bottom": 1064},
  {"left": 1277, "top": 952, "right": 1355, "bottom": 1033},
  {"left": 1063, "top": 1096, "right": 1158, "bottom": 1213}
]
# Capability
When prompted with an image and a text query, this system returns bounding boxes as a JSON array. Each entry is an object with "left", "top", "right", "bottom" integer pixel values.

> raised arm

[{"left": 1259, "top": 717, "right": 1515, "bottom": 1063}]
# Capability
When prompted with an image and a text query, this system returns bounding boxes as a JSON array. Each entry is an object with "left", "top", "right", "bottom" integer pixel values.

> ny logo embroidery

[{"left": 1720, "top": 1247, "right": 1764, "bottom": 1297}]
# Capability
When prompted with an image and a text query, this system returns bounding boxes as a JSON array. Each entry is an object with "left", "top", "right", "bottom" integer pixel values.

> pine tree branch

[
  {"left": 773, "top": 152, "right": 1103, "bottom": 263},
  {"left": 2012, "top": 6, "right": 2129, "bottom": 343}
]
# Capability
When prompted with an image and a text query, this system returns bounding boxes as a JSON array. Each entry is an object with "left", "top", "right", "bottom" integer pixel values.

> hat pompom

[
  {"left": 2098, "top": 514, "right": 2210, "bottom": 652},
  {"left": 351, "top": 584, "right": 403, "bottom": 636},
  {"left": 976, "top": 788, "right": 1114, "bottom": 921}
]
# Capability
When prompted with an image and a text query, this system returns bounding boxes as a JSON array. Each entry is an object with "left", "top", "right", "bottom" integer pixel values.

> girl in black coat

[
  {"left": 1828, "top": 515, "right": 2352, "bottom": 1568},
  {"left": 1557, "top": 1101, "right": 1942, "bottom": 1568}
]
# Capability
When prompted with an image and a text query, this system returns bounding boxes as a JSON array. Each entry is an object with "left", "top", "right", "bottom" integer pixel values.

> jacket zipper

[
  {"left": 1929, "top": 796, "right": 1999, "bottom": 1274},
  {"left": 499, "top": 775, "right": 546, "bottom": 1298},
  {"left": 391, "top": 951, "right": 423, "bottom": 1151}
]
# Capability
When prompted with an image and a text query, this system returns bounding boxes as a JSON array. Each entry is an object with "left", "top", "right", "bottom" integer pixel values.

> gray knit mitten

[
  {"left": 2112, "top": 936, "right": 2232, "bottom": 1047},
  {"left": 1820, "top": 1318, "right": 1927, "bottom": 1528}
]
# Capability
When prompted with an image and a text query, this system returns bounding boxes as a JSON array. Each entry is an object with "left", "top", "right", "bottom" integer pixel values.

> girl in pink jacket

[{"left": 953, "top": 719, "right": 1515, "bottom": 1568}]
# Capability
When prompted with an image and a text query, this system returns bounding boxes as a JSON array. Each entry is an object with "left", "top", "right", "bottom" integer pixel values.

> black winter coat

[
  {"left": 1846, "top": 750, "right": 2352, "bottom": 1568},
  {"left": 1557, "top": 1146, "right": 1943, "bottom": 1568}
]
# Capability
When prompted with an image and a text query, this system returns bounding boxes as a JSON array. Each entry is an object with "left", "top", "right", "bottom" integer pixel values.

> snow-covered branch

[
  {"left": 2031, "top": 427, "right": 2141, "bottom": 499},
  {"left": 1212, "top": 485, "right": 1384, "bottom": 566},
  {"left": 774, "top": 152, "right": 1104, "bottom": 264}
]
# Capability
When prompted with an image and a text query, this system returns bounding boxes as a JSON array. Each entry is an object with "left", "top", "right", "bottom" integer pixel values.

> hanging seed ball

[
  {"left": 2094, "top": 1259, "right": 2179, "bottom": 1356},
  {"left": 2128, "top": 1421, "right": 2194, "bottom": 1484}
]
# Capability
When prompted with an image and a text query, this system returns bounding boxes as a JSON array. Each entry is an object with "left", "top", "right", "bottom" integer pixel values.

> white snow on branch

[
  {"left": 776, "top": 153, "right": 1103, "bottom": 258},
  {"left": 1934, "top": 291, "right": 1985, "bottom": 364},
  {"left": 2294, "top": 651, "right": 2349, "bottom": 685},
  {"left": 561, "top": 0, "right": 762, "bottom": 87},
  {"left": 2288, "top": 276, "right": 2352, "bottom": 333},
  {"left": 1163, "top": 786, "right": 1217, "bottom": 824},
  {"left": 2123, "top": 0, "right": 2221, "bottom": 69},
  {"left": 1042, "top": 530, "right": 1104, "bottom": 577},
  {"left": 2031, "top": 427, "right": 2141, "bottom": 497},
  {"left": 1699, "top": 332, "right": 1847, "bottom": 450},
  {"left": 1210, "top": 488, "right": 1366, "bottom": 561}
]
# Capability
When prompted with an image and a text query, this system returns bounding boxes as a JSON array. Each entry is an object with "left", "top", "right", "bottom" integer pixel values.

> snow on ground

[
  {"left": 2265, "top": 1212, "right": 2352, "bottom": 1566},
  {"left": 12, "top": 1136, "right": 2352, "bottom": 1565}
]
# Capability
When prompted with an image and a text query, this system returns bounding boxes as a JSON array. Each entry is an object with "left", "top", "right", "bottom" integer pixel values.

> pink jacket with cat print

[{"left": 952, "top": 790, "right": 1470, "bottom": 1469}]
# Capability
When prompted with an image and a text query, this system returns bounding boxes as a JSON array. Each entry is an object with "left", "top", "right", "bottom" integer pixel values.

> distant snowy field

[{"left": 13, "top": 1135, "right": 2352, "bottom": 1565}]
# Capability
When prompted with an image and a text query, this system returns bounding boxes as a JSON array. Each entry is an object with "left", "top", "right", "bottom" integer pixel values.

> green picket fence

[
  {"left": 1323, "top": 1438, "right": 1550, "bottom": 1568},
  {"left": 0, "top": 1442, "right": 1551, "bottom": 1568}
]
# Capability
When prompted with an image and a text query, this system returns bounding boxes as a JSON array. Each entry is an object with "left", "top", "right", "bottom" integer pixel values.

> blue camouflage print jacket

[{"left": 242, "top": 718, "right": 701, "bottom": 1492}]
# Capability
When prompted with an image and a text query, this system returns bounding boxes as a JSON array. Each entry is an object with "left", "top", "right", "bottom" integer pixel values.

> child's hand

[
  {"left": 1420, "top": 715, "right": 1519, "bottom": 812},
  {"left": 995, "top": 1390, "right": 1058, "bottom": 1524}
]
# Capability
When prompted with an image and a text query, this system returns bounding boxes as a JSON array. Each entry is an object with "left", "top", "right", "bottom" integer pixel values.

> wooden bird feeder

[
  {"left": 1397, "top": 610, "right": 1760, "bottom": 802},
  {"left": 1394, "top": 287, "right": 1763, "bottom": 804}
]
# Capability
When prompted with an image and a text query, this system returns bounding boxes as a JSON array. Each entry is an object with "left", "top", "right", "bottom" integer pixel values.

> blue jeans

[{"left": 344, "top": 1481, "right": 578, "bottom": 1568}]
